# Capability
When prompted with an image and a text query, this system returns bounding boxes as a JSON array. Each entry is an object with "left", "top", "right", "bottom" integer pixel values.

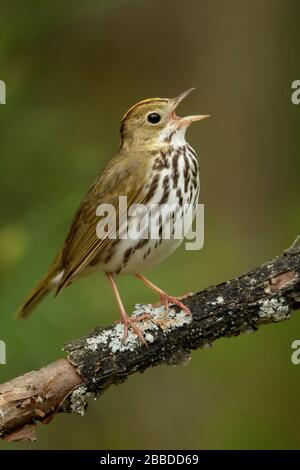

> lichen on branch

[{"left": 0, "top": 237, "right": 299, "bottom": 442}]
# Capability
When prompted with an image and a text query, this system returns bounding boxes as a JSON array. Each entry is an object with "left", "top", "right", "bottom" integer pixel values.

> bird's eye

[{"left": 147, "top": 112, "right": 161, "bottom": 124}]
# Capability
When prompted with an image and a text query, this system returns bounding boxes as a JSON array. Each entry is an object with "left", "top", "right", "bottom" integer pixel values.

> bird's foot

[
  {"left": 116, "top": 313, "right": 153, "bottom": 346},
  {"left": 152, "top": 293, "right": 193, "bottom": 317}
]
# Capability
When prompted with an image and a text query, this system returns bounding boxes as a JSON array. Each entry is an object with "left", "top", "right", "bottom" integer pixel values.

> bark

[{"left": 1, "top": 238, "right": 300, "bottom": 442}]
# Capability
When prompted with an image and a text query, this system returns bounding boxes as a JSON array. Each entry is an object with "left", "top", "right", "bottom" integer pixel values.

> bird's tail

[{"left": 15, "top": 255, "right": 63, "bottom": 319}]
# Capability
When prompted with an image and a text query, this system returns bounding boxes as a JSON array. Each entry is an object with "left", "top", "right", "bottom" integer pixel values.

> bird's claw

[
  {"left": 152, "top": 293, "right": 192, "bottom": 317},
  {"left": 116, "top": 313, "right": 153, "bottom": 346}
]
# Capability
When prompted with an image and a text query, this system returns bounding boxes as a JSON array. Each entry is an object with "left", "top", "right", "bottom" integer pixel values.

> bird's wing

[{"left": 56, "top": 153, "right": 150, "bottom": 294}]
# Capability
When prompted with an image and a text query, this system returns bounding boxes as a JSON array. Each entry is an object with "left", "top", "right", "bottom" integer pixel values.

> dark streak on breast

[
  {"left": 159, "top": 174, "right": 170, "bottom": 205},
  {"left": 144, "top": 173, "right": 160, "bottom": 204},
  {"left": 183, "top": 151, "right": 190, "bottom": 193},
  {"left": 172, "top": 150, "right": 180, "bottom": 189}
]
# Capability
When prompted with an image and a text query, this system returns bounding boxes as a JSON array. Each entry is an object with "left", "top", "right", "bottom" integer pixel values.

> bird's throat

[{"left": 159, "top": 124, "right": 188, "bottom": 146}]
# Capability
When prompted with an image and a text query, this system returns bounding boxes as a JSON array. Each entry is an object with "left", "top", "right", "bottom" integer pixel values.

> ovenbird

[{"left": 16, "top": 88, "right": 209, "bottom": 343}]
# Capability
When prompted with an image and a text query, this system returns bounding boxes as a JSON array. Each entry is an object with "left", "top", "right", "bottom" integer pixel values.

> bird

[{"left": 16, "top": 88, "right": 210, "bottom": 344}]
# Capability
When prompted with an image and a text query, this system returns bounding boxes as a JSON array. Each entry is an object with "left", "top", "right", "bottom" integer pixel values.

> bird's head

[{"left": 120, "top": 88, "right": 210, "bottom": 150}]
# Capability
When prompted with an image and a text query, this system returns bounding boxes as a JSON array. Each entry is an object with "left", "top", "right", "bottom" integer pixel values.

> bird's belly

[
  {"left": 93, "top": 203, "right": 186, "bottom": 275},
  {"left": 87, "top": 144, "right": 199, "bottom": 276},
  {"left": 117, "top": 237, "right": 183, "bottom": 274}
]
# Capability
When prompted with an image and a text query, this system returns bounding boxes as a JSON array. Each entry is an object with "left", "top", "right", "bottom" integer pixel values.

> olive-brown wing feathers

[{"left": 56, "top": 154, "right": 149, "bottom": 294}]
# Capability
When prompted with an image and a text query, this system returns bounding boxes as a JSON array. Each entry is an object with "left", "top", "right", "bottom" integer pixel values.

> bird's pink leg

[
  {"left": 106, "top": 273, "right": 150, "bottom": 345},
  {"left": 135, "top": 274, "right": 192, "bottom": 317}
]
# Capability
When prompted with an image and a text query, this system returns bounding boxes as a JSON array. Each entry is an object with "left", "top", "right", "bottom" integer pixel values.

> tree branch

[{"left": 1, "top": 238, "right": 300, "bottom": 442}]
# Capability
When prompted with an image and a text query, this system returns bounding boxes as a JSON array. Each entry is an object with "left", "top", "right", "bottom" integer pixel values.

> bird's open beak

[{"left": 171, "top": 88, "right": 210, "bottom": 126}]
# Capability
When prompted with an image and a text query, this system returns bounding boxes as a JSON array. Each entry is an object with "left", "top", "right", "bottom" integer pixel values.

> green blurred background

[{"left": 1, "top": 0, "right": 300, "bottom": 450}]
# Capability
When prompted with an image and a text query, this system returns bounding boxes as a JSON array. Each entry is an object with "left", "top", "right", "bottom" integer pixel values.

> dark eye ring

[{"left": 147, "top": 112, "right": 161, "bottom": 124}]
